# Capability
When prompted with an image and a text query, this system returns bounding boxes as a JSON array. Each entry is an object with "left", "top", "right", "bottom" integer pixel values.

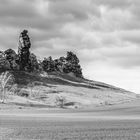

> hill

[
  {"left": 0, "top": 70, "right": 137, "bottom": 109},
  {"left": 0, "top": 30, "right": 138, "bottom": 109}
]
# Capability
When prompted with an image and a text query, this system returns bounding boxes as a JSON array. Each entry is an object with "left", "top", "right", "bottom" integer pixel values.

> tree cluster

[
  {"left": 41, "top": 51, "right": 82, "bottom": 77},
  {"left": 0, "top": 30, "right": 83, "bottom": 78}
]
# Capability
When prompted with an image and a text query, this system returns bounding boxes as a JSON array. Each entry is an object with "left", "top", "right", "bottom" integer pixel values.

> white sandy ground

[
  {"left": 0, "top": 71, "right": 137, "bottom": 109},
  {"left": 0, "top": 83, "right": 137, "bottom": 109}
]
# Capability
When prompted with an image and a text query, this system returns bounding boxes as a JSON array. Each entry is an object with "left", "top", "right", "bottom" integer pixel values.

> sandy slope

[
  {"left": 2, "top": 84, "right": 137, "bottom": 109},
  {"left": 0, "top": 71, "right": 138, "bottom": 109}
]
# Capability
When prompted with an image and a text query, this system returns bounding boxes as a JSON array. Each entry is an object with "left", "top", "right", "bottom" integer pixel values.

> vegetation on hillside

[
  {"left": 0, "top": 30, "right": 83, "bottom": 78},
  {"left": 0, "top": 30, "right": 137, "bottom": 108}
]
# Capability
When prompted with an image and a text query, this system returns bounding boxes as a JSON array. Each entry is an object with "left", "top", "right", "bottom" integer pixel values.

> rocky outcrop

[{"left": 18, "top": 30, "right": 31, "bottom": 71}]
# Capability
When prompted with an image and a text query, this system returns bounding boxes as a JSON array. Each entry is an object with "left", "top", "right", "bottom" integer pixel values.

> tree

[
  {"left": 0, "top": 71, "right": 14, "bottom": 103},
  {"left": 42, "top": 56, "right": 55, "bottom": 72},
  {"left": 0, "top": 51, "right": 11, "bottom": 70},
  {"left": 4, "top": 49, "right": 19, "bottom": 70},
  {"left": 66, "top": 51, "right": 79, "bottom": 64},
  {"left": 64, "top": 51, "right": 83, "bottom": 77},
  {"left": 18, "top": 30, "right": 31, "bottom": 71},
  {"left": 29, "top": 53, "right": 39, "bottom": 72}
]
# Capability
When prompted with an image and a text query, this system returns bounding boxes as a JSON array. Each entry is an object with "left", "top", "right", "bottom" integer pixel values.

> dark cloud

[
  {"left": 120, "top": 30, "right": 140, "bottom": 44},
  {"left": 49, "top": 0, "right": 100, "bottom": 20},
  {"left": 0, "top": 0, "right": 140, "bottom": 93},
  {"left": 0, "top": 0, "right": 140, "bottom": 70},
  {"left": 0, "top": 0, "right": 38, "bottom": 18},
  {"left": 0, "top": 0, "right": 100, "bottom": 31}
]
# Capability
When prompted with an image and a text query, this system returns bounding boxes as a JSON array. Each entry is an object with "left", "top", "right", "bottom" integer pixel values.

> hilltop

[
  {"left": 0, "top": 30, "right": 137, "bottom": 109},
  {"left": 0, "top": 70, "right": 137, "bottom": 109},
  {"left": 0, "top": 30, "right": 83, "bottom": 78}
]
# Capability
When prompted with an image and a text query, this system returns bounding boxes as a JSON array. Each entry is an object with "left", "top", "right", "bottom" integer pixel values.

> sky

[{"left": 0, "top": 0, "right": 140, "bottom": 94}]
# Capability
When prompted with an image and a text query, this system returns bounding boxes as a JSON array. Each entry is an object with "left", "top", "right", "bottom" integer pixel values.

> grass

[
  {"left": 0, "top": 70, "right": 136, "bottom": 110},
  {"left": 1, "top": 99, "right": 140, "bottom": 140},
  {"left": 0, "top": 70, "right": 134, "bottom": 94},
  {"left": 9, "top": 71, "right": 102, "bottom": 91},
  {"left": 1, "top": 118, "right": 140, "bottom": 140}
]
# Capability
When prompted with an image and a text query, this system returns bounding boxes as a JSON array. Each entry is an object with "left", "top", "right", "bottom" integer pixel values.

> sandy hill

[
  {"left": 0, "top": 30, "right": 138, "bottom": 109},
  {"left": 0, "top": 70, "right": 136, "bottom": 109}
]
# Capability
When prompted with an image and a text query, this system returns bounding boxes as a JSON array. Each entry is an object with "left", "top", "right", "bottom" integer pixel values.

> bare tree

[
  {"left": 28, "top": 82, "right": 35, "bottom": 98},
  {"left": 0, "top": 71, "right": 14, "bottom": 103}
]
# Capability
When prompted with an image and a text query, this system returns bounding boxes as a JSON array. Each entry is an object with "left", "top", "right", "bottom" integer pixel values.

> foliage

[
  {"left": 0, "top": 71, "right": 14, "bottom": 103},
  {"left": 0, "top": 51, "right": 11, "bottom": 70},
  {"left": 42, "top": 56, "right": 56, "bottom": 72},
  {"left": 29, "top": 53, "right": 39, "bottom": 72},
  {"left": 0, "top": 30, "right": 83, "bottom": 78},
  {"left": 66, "top": 51, "right": 79, "bottom": 64},
  {"left": 18, "top": 30, "right": 31, "bottom": 71},
  {"left": 4, "top": 49, "right": 19, "bottom": 70},
  {"left": 64, "top": 51, "right": 82, "bottom": 77}
]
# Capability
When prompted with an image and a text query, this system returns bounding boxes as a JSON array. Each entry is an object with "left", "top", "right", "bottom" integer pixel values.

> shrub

[
  {"left": 0, "top": 71, "right": 14, "bottom": 103},
  {"left": 55, "top": 96, "right": 66, "bottom": 108}
]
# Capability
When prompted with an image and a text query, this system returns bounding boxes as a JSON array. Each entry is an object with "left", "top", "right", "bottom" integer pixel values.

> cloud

[
  {"left": 0, "top": 0, "right": 140, "bottom": 93},
  {"left": 83, "top": 62, "right": 140, "bottom": 94},
  {"left": 92, "top": 0, "right": 131, "bottom": 8},
  {"left": 98, "top": 45, "right": 140, "bottom": 68},
  {"left": 49, "top": 0, "right": 100, "bottom": 20},
  {"left": 120, "top": 30, "right": 140, "bottom": 44},
  {"left": 0, "top": 0, "right": 39, "bottom": 18}
]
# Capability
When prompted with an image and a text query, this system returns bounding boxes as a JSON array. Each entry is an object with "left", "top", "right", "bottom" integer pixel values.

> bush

[
  {"left": 55, "top": 96, "right": 66, "bottom": 108},
  {"left": 0, "top": 71, "right": 14, "bottom": 103},
  {"left": 17, "top": 90, "right": 29, "bottom": 97}
]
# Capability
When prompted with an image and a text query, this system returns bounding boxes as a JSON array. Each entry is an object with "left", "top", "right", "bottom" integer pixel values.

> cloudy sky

[{"left": 0, "top": 0, "right": 140, "bottom": 93}]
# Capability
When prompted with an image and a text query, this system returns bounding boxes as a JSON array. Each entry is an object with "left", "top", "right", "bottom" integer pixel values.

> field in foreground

[
  {"left": 1, "top": 119, "right": 140, "bottom": 140},
  {"left": 0, "top": 99, "right": 140, "bottom": 140}
]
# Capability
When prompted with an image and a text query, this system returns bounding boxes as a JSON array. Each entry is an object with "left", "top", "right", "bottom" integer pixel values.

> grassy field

[
  {"left": 0, "top": 99, "right": 140, "bottom": 140},
  {"left": 1, "top": 119, "right": 140, "bottom": 140}
]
